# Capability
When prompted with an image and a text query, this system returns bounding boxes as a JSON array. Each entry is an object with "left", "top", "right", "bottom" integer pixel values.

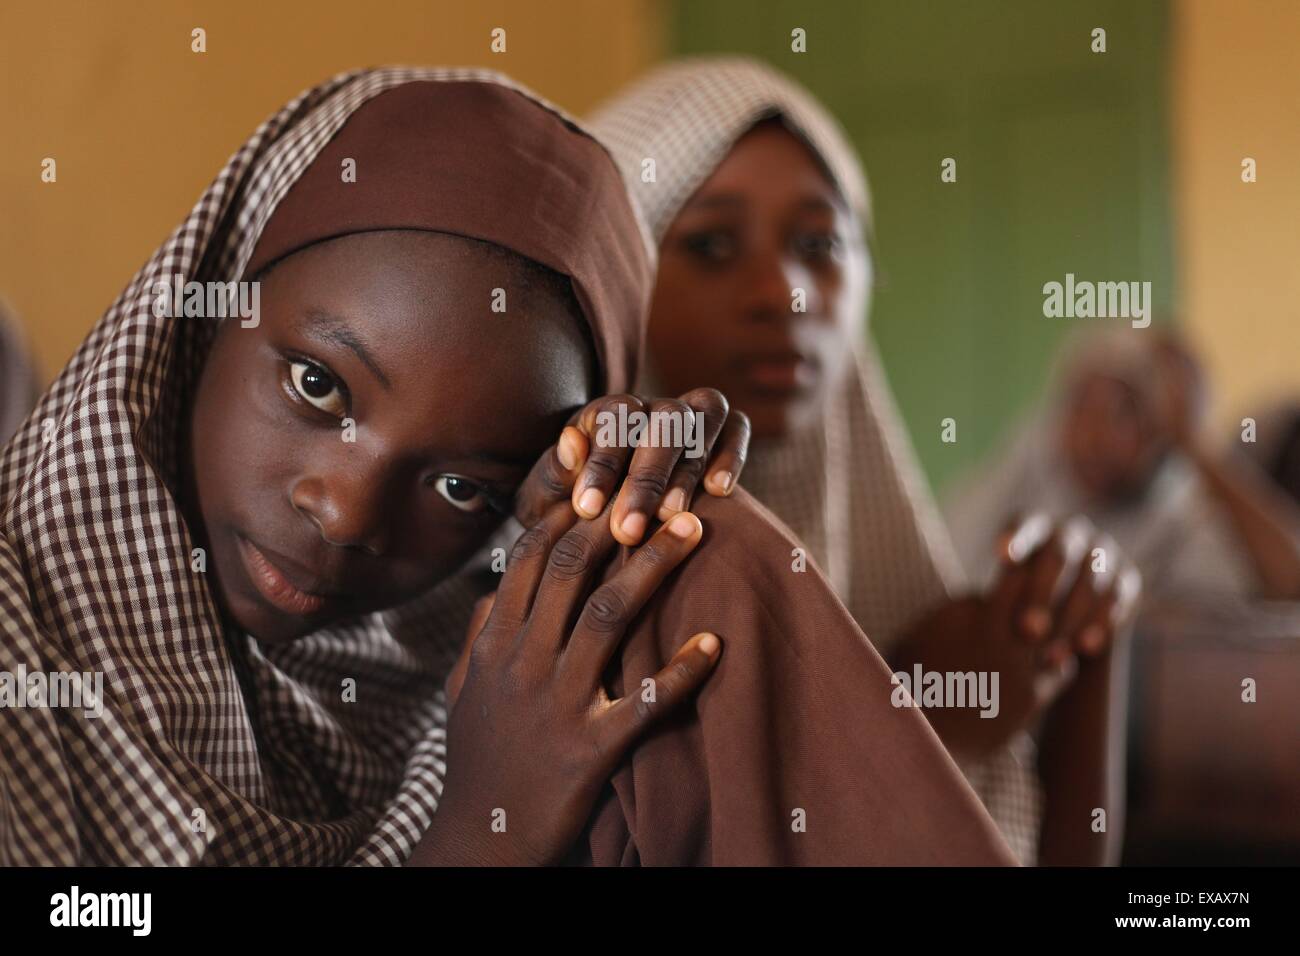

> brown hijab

[{"left": 580, "top": 486, "right": 1016, "bottom": 864}]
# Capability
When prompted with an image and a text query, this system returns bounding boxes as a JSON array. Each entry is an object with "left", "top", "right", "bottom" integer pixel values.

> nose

[
  {"left": 742, "top": 244, "right": 817, "bottom": 322},
  {"left": 290, "top": 464, "right": 390, "bottom": 556}
]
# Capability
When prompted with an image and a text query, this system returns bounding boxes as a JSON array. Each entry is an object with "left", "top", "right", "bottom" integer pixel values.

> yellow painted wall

[
  {"left": 0, "top": 0, "right": 665, "bottom": 384},
  {"left": 1173, "top": 0, "right": 1300, "bottom": 428}
]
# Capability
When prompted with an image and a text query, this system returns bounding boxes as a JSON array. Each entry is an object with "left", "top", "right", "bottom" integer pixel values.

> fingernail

[
  {"left": 709, "top": 470, "right": 734, "bottom": 495},
  {"left": 1007, "top": 513, "right": 1051, "bottom": 563},
  {"left": 663, "top": 488, "right": 688, "bottom": 514},
  {"left": 1021, "top": 607, "right": 1051, "bottom": 641},
  {"left": 696, "top": 633, "right": 720, "bottom": 657},
  {"left": 557, "top": 431, "right": 579, "bottom": 471},
  {"left": 577, "top": 488, "right": 605, "bottom": 517},
  {"left": 620, "top": 511, "right": 647, "bottom": 542},
  {"left": 667, "top": 512, "right": 701, "bottom": 539},
  {"left": 1080, "top": 625, "right": 1106, "bottom": 654}
]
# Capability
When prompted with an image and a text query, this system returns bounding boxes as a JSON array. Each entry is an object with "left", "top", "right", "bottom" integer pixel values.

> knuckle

[
  {"left": 468, "top": 635, "right": 495, "bottom": 666},
  {"left": 669, "top": 657, "right": 698, "bottom": 687},
  {"left": 632, "top": 695, "right": 655, "bottom": 723},
  {"left": 626, "top": 468, "right": 670, "bottom": 499},
  {"left": 534, "top": 461, "right": 571, "bottom": 498},
  {"left": 652, "top": 397, "right": 692, "bottom": 418},
  {"left": 584, "top": 449, "right": 623, "bottom": 481},
  {"left": 682, "top": 387, "right": 728, "bottom": 418},
  {"left": 598, "top": 394, "right": 644, "bottom": 419},
  {"left": 632, "top": 534, "right": 677, "bottom": 569},
  {"left": 547, "top": 530, "right": 596, "bottom": 581},
  {"left": 672, "top": 454, "right": 707, "bottom": 483},
  {"left": 510, "top": 525, "right": 551, "bottom": 563},
  {"left": 582, "top": 584, "right": 631, "bottom": 633}
]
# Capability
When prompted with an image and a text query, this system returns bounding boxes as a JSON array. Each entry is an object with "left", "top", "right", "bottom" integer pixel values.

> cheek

[
  {"left": 818, "top": 267, "right": 852, "bottom": 325},
  {"left": 646, "top": 272, "right": 735, "bottom": 374},
  {"left": 190, "top": 335, "right": 303, "bottom": 519}
]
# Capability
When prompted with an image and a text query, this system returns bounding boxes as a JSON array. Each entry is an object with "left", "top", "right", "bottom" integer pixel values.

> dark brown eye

[
  {"left": 792, "top": 232, "right": 842, "bottom": 262},
  {"left": 433, "top": 475, "right": 488, "bottom": 513},
  {"left": 289, "top": 360, "right": 346, "bottom": 417},
  {"left": 682, "top": 230, "right": 738, "bottom": 264}
]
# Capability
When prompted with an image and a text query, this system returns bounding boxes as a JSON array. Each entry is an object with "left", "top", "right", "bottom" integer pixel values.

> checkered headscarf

[{"left": 0, "top": 67, "right": 635, "bottom": 866}]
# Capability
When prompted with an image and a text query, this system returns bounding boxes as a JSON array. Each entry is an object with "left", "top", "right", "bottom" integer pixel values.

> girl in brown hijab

[
  {"left": 1, "top": 67, "right": 1011, "bottom": 866},
  {"left": 591, "top": 58, "right": 1139, "bottom": 865}
]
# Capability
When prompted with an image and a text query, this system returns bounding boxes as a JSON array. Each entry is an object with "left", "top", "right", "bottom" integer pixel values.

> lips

[
  {"left": 236, "top": 535, "right": 337, "bottom": 617},
  {"left": 740, "top": 351, "right": 820, "bottom": 393}
]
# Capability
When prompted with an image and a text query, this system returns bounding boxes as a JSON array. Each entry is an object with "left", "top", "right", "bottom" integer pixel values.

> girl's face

[
  {"left": 186, "top": 230, "right": 594, "bottom": 643},
  {"left": 647, "top": 120, "right": 858, "bottom": 440}
]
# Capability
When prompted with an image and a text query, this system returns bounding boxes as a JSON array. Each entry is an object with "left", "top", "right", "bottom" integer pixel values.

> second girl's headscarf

[
  {"left": 589, "top": 57, "right": 962, "bottom": 653},
  {"left": 589, "top": 58, "right": 1042, "bottom": 864},
  {"left": 0, "top": 67, "right": 650, "bottom": 865}
]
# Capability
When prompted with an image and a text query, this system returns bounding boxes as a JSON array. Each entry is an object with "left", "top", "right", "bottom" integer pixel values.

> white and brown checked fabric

[
  {"left": 589, "top": 57, "right": 1044, "bottom": 864},
  {"left": 0, "top": 67, "right": 630, "bottom": 866}
]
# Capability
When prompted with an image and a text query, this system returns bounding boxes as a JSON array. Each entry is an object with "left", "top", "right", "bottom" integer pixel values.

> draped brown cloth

[{"left": 577, "top": 490, "right": 1016, "bottom": 866}]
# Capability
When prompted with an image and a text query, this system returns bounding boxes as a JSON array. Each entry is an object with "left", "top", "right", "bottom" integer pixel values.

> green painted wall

[{"left": 669, "top": 0, "right": 1172, "bottom": 491}]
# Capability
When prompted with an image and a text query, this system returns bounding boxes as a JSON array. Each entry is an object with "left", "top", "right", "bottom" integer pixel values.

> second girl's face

[
  {"left": 647, "top": 120, "right": 859, "bottom": 440},
  {"left": 186, "top": 230, "right": 594, "bottom": 643}
]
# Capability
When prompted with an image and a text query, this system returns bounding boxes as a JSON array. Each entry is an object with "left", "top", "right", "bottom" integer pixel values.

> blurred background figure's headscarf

[
  {"left": 943, "top": 328, "right": 1257, "bottom": 598},
  {"left": 0, "top": 67, "right": 650, "bottom": 865},
  {"left": 0, "top": 299, "right": 40, "bottom": 446},
  {"left": 589, "top": 57, "right": 1041, "bottom": 864}
]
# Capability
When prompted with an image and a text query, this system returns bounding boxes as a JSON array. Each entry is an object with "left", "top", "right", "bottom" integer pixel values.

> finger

[
  {"left": 1038, "top": 540, "right": 1107, "bottom": 667},
  {"left": 487, "top": 501, "right": 580, "bottom": 632},
  {"left": 572, "top": 395, "right": 645, "bottom": 518},
  {"left": 1017, "top": 517, "right": 1092, "bottom": 643},
  {"left": 600, "top": 631, "right": 722, "bottom": 756},
  {"left": 523, "top": 498, "right": 621, "bottom": 657},
  {"left": 468, "top": 591, "right": 497, "bottom": 641},
  {"left": 609, "top": 398, "right": 694, "bottom": 544},
  {"left": 702, "top": 409, "right": 748, "bottom": 498},
  {"left": 560, "top": 511, "right": 705, "bottom": 687},
  {"left": 1073, "top": 562, "right": 1141, "bottom": 658},
  {"left": 656, "top": 389, "right": 732, "bottom": 518},
  {"left": 513, "top": 426, "right": 588, "bottom": 528},
  {"left": 987, "top": 513, "right": 1052, "bottom": 636},
  {"left": 446, "top": 592, "right": 496, "bottom": 710},
  {"left": 1014, "top": 530, "right": 1068, "bottom": 643},
  {"left": 1041, "top": 533, "right": 1120, "bottom": 665}
]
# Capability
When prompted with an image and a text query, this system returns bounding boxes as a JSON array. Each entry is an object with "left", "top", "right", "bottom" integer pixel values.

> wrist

[{"left": 412, "top": 793, "right": 522, "bottom": 866}]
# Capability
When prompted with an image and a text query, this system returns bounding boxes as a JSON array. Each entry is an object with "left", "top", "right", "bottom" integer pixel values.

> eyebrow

[
  {"left": 683, "top": 193, "right": 842, "bottom": 215},
  {"left": 464, "top": 451, "right": 538, "bottom": 472},
  {"left": 796, "top": 195, "right": 839, "bottom": 215},
  {"left": 301, "top": 309, "right": 392, "bottom": 389},
  {"left": 683, "top": 193, "right": 746, "bottom": 212}
]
